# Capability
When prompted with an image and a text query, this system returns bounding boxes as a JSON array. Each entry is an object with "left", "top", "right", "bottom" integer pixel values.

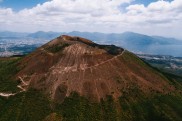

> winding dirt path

[
  {"left": 0, "top": 76, "right": 28, "bottom": 98},
  {"left": 0, "top": 93, "right": 16, "bottom": 97}
]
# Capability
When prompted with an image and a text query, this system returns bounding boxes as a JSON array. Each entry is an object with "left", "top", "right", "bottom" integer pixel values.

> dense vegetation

[
  {"left": 0, "top": 58, "right": 20, "bottom": 92},
  {"left": 0, "top": 89, "right": 51, "bottom": 121},
  {"left": 55, "top": 85, "right": 182, "bottom": 121},
  {"left": 0, "top": 89, "right": 182, "bottom": 121}
]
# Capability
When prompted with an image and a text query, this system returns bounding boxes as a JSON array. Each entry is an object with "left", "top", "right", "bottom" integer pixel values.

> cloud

[
  {"left": 20, "top": 0, "right": 131, "bottom": 16},
  {"left": 0, "top": 0, "right": 182, "bottom": 38},
  {"left": 126, "top": 0, "right": 182, "bottom": 23},
  {"left": 0, "top": 0, "right": 132, "bottom": 31}
]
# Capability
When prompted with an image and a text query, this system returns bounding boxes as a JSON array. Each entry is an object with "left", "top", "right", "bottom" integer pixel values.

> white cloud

[
  {"left": 126, "top": 0, "right": 182, "bottom": 23},
  {"left": 0, "top": 0, "right": 182, "bottom": 38},
  {"left": 125, "top": 0, "right": 182, "bottom": 38}
]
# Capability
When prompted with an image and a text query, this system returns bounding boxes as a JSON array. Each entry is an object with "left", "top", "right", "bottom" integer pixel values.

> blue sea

[{"left": 123, "top": 45, "right": 182, "bottom": 57}]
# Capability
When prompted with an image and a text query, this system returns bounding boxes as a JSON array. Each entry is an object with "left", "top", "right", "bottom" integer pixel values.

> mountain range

[
  {"left": 2, "top": 31, "right": 180, "bottom": 45},
  {"left": 0, "top": 35, "right": 182, "bottom": 121},
  {"left": 1, "top": 31, "right": 182, "bottom": 56}
]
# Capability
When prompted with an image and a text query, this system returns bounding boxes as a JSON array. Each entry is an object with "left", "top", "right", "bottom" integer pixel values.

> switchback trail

[{"left": 0, "top": 76, "right": 28, "bottom": 98}]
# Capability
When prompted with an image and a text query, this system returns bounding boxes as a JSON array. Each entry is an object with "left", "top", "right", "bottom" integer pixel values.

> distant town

[{"left": 0, "top": 38, "right": 49, "bottom": 57}]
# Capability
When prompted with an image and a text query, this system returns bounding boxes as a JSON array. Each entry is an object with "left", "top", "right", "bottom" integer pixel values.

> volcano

[
  {"left": 17, "top": 35, "right": 174, "bottom": 102},
  {"left": 0, "top": 35, "right": 182, "bottom": 121}
]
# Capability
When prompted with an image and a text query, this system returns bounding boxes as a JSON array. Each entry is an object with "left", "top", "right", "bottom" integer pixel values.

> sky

[
  {"left": 0, "top": 0, "right": 181, "bottom": 39},
  {"left": 0, "top": 0, "right": 48, "bottom": 11}
]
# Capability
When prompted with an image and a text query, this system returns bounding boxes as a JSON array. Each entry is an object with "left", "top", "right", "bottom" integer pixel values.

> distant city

[{"left": 0, "top": 37, "right": 49, "bottom": 57}]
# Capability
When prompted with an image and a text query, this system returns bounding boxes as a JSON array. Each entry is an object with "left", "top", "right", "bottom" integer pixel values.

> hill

[{"left": 0, "top": 35, "right": 182, "bottom": 121}]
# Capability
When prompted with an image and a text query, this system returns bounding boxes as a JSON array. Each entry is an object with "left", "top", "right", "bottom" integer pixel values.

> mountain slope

[{"left": 0, "top": 35, "right": 182, "bottom": 121}]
